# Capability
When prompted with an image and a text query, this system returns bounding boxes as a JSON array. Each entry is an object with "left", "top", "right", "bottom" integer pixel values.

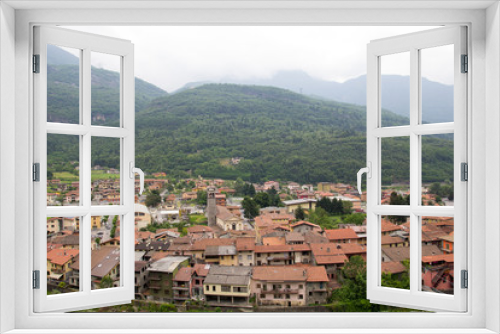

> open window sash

[
  {"left": 366, "top": 26, "right": 467, "bottom": 312},
  {"left": 33, "top": 26, "right": 135, "bottom": 312}
]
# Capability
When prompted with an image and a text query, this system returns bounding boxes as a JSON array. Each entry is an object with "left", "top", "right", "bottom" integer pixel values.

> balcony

[
  {"left": 149, "top": 282, "right": 163, "bottom": 289},
  {"left": 173, "top": 286, "right": 189, "bottom": 290},
  {"left": 262, "top": 288, "right": 299, "bottom": 294},
  {"left": 149, "top": 275, "right": 162, "bottom": 281}
]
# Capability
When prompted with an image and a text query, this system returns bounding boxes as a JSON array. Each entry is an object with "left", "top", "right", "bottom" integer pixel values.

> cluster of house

[{"left": 45, "top": 177, "right": 455, "bottom": 308}]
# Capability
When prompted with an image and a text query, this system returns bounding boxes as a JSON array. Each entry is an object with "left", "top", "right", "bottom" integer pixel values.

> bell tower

[{"left": 207, "top": 186, "right": 217, "bottom": 227}]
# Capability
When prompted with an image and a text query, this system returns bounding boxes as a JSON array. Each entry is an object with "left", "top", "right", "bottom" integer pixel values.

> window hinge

[
  {"left": 33, "top": 54, "right": 40, "bottom": 73},
  {"left": 461, "top": 270, "right": 468, "bottom": 289},
  {"left": 33, "top": 270, "right": 40, "bottom": 289},
  {"left": 461, "top": 162, "right": 468, "bottom": 181},
  {"left": 33, "top": 163, "right": 40, "bottom": 182},
  {"left": 461, "top": 54, "right": 468, "bottom": 73}
]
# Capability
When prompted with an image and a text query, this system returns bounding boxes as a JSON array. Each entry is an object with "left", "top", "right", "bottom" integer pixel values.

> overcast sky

[{"left": 64, "top": 26, "right": 451, "bottom": 93}]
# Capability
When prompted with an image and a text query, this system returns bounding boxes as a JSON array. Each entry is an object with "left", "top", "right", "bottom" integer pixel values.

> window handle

[
  {"left": 357, "top": 162, "right": 371, "bottom": 195},
  {"left": 130, "top": 162, "right": 145, "bottom": 195}
]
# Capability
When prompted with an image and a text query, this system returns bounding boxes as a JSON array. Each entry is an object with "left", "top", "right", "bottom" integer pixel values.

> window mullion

[
  {"left": 81, "top": 47, "right": 92, "bottom": 294},
  {"left": 409, "top": 47, "right": 420, "bottom": 295}
]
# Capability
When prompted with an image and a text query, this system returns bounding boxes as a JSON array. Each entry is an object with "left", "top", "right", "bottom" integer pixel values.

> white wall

[
  {"left": 485, "top": 3, "right": 500, "bottom": 333},
  {"left": 0, "top": 2, "right": 16, "bottom": 333}
]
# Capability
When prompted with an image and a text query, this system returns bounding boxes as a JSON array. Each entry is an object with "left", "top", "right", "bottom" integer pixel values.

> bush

[{"left": 160, "top": 303, "right": 177, "bottom": 312}]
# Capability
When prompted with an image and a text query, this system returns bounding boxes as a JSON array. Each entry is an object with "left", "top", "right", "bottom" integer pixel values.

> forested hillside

[
  {"left": 46, "top": 46, "right": 453, "bottom": 185},
  {"left": 133, "top": 84, "right": 452, "bottom": 184}
]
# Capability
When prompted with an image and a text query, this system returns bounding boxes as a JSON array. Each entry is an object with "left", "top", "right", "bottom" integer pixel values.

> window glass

[
  {"left": 91, "top": 52, "right": 121, "bottom": 126},
  {"left": 380, "top": 52, "right": 410, "bottom": 127},
  {"left": 91, "top": 215, "right": 121, "bottom": 290},
  {"left": 46, "top": 216, "right": 81, "bottom": 294},
  {"left": 91, "top": 137, "right": 121, "bottom": 205},
  {"left": 47, "top": 134, "right": 80, "bottom": 207},
  {"left": 380, "top": 215, "right": 410, "bottom": 290},
  {"left": 47, "top": 45, "right": 80, "bottom": 124},
  {"left": 421, "top": 45, "right": 454, "bottom": 124},
  {"left": 421, "top": 134, "right": 454, "bottom": 206},
  {"left": 381, "top": 137, "right": 410, "bottom": 205}
]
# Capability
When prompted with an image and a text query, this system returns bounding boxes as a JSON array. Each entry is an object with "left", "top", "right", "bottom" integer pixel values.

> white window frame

[
  {"left": 33, "top": 26, "right": 136, "bottom": 312},
  {"left": 366, "top": 26, "right": 467, "bottom": 312},
  {"left": 0, "top": 1, "right": 499, "bottom": 333}
]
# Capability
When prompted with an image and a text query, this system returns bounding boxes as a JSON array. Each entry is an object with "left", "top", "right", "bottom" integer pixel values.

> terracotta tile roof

[
  {"left": 187, "top": 225, "right": 213, "bottom": 233},
  {"left": 193, "top": 263, "right": 211, "bottom": 277},
  {"left": 439, "top": 232, "right": 454, "bottom": 243},
  {"left": 90, "top": 246, "right": 120, "bottom": 278},
  {"left": 191, "top": 238, "right": 236, "bottom": 251},
  {"left": 382, "top": 245, "right": 441, "bottom": 263},
  {"left": 381, "top": 235, "right": 406, "bottom": 245},
  {"left": 254, "top": 244, "right": 310, "bottom": 253},
  {"left": 381, "top": 261, "right": 406, "bottom": 274},
  {"left": 421, "top": 254, "right": 454, "bottom": 263},
  {"left": 149, "top": 251, "right": 169, "bottom": 262},
  {"left": 172, "top": 236, "right": 193, "bottom": 244},
  {"left": 252, "top": 266, "right": 308, "bottom": 281},
  {"left": 303, "top": 231, "right": 329, "bottom": 244},
  {"left": 381, "top": 219, "right": 403, "bottom": 233},
  {"left": 262, "top": 237, "right": 286, "bottom": 246},
  {"left": 47, "top": 248, "right": 79, "bottom": 266},
  {"left": 173, "top": 267, "right": 193, "bottom": 282},
  {"left": 306, "top": 266, "right": 330, "bottom": 282},
  {"left": 315, "top": 254, "right": 348, "bottom": 265},
  {"left": 325, "top": 228, "right": 358, "bottom": 241},
  {"left": 216, "top": 205, "right": 235, "bottom": 221},
  {"left": 285, "top": 232, "right": 305, "bottom": 243},
  {"left": 291, "top": 220, "right": 321, "bottom": 229},
  {"left": 166, "top": 194, "right": 176, "bottom": 201},
  {"left": 236, "top": 238, "right": 256, "bottom": 251},
  {"left": 310, "top": 243, "right": 344, "bottom": 256},
  {"left": 336, "top": 243, "right": 367, "bottom": 255},
  {"left": 135, "top": 261, "right": 148, "bottom": 272}
]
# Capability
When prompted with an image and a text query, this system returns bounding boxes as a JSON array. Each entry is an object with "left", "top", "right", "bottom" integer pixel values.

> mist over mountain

[{"left": 178, "top": 70, "right": 454, "bottom": 124}]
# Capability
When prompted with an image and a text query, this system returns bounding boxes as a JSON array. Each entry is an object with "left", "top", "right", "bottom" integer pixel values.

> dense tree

[
  {"left": 329, "top": 256, "right": 411, "bottom": 312},
  {"left": 295, "top": 205, "right": 306, "bottom": 220},
  {"left": 145, "top": 190, "right": 162, "bottom": 208},
  {"left": 242, "top": 197, "right": 259, "bottom": 219},
  {"left": 196, "top": 190, "right": 207, "bottom": 206},
  {"left": 254, "top": 192, "right": 270, "bottom": 208},
  {"left": 343, "top": 213, "right": 366, "bottom": 225},
  {"left": 388, "top": 192, "right": 409, "bottom": 224}
]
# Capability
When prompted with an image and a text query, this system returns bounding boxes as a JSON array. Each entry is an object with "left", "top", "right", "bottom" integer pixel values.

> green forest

[{"left": 47, "top": 62, "right": 454, "bottom": 185}]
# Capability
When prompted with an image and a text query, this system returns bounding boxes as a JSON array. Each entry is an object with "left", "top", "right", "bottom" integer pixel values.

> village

[{"left": 45, "top": 170, "right": 455, "bottom": 312}]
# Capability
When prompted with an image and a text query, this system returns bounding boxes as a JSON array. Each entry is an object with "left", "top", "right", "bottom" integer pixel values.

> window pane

[
  {"left": 91, "top": 52, "right": 121, "bottom": 126},
  {"left": 421, "top": 45, "right": 454, "bottom": 124},
  {"left": 421, "top": 216, "right": 454, "bottom": 295},
  {"left": 381, "top": 137, "right": 410, "bottom": 205},
  {"left": 91, "top": 215, "right": 121, "bottom": 290},
  {"left": 422, "top": 134, "right": 454, "bottom": 206},
  {"left": 380, "top": 52, "right": 410, "bottom": 127},
  {"left": 380, "top": 216, "right": 410, "bottom": 290},
  {"left": 47, "top": 216, "right": 81, "bottom": 294},
  {"left": 91, "top": 137, "right": 121, "bottom": 205},
  {"left": 47, "top": 45, "right": 80, "bottom": 124},
  {"left": 47, "top": 134, "right": 80, "bottom": 207}
]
